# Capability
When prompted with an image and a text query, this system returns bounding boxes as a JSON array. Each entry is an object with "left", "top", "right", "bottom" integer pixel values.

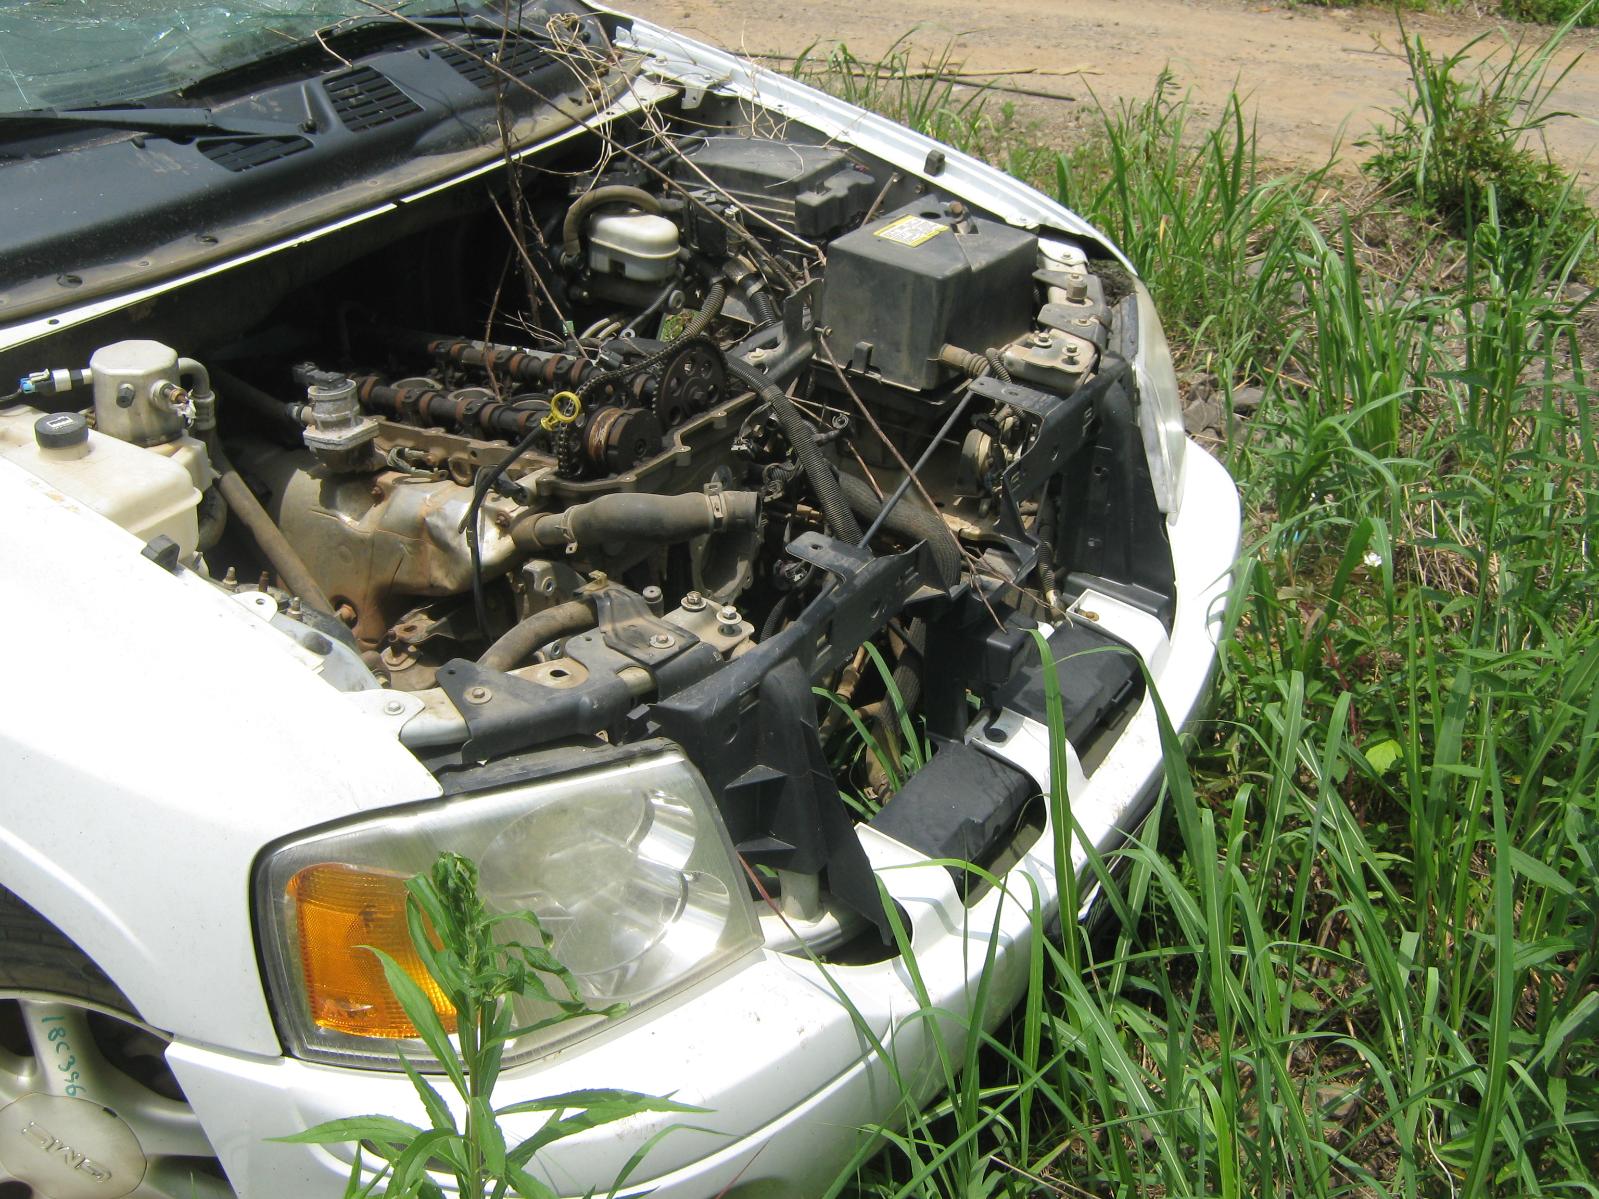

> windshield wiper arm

[{"left": 0, "top": 106, "right": 304, "bottom": 139}]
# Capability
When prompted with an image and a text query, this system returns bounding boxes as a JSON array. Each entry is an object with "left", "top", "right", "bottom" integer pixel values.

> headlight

[
  {"left": 256, "top": 748, "right": 763, "bottom": 1070},
  {"left": 1132, "top": 280, "right": 1188, "bottom": 518}
]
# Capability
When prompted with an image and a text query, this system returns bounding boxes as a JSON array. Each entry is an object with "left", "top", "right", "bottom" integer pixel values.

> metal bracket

[
  {"left": 436, "top": 652, "right": 634, "bottom": 763},
  {"left": 591, "top": 586, "right": 699, "bottom": 670},
  {"left": 969, "top": 366, "right": 1107, "bottom": 573}
]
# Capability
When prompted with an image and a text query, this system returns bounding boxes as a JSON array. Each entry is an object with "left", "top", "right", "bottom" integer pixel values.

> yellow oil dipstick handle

[{"left": 541, "top": 390, "right": 582, "bottom": 433}]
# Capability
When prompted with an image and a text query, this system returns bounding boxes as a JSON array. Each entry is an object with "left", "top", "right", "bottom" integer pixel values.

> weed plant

[
  {"left": 790, "top": 35, "right": 994, "bottom": 156},
  {"left": 278, "top": 854, "right": 695, "bottom": 1199},
  {"left": 1361, "top": 13, "right": 1594, "bottom": 261}
]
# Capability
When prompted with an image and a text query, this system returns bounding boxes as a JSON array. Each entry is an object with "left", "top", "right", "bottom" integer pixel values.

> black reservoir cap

[{"left": 34, "top": 410, "right": 89, "bottom": 449}]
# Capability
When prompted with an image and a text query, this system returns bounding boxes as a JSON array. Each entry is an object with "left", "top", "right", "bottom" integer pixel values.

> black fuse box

[
  {"left": 819, "top": 200, "right": 1038, "bottom": 390},
  {"left": 678, "top": 136, "right": 877, "bottom": 251}
]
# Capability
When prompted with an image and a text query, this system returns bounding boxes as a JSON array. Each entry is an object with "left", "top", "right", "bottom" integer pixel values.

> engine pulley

[{"left": 655, "top": 338, "right": 727, "bottom": 428}]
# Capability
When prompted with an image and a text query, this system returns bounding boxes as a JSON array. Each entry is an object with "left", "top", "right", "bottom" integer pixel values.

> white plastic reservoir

[
  {"left": 588, "top": 212, "right": 680, "bottom": 282},
  {"left": 0, "top": 407, "right": 202, "bottom": 556}
]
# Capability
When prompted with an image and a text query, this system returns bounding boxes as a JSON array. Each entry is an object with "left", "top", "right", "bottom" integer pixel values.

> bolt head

[
  {"left": 718, "top": 605, "right": 740, "bottom": 623},
  {"left": 681, "top": 591, "right": 706, "bottom": 611},
  {"left": 465, "top": 685, "right": 493, "bottom": 704},
  {"left": 649, "top": 632, "right": 676, "bottom": 649},
  {"left": 383, "top": 698, "right": 406, "bottom": 716}
]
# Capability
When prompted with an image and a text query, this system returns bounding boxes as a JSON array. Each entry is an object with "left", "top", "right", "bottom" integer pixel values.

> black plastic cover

[
  {"left": 819, "top": 200, "right": 1037, "bottom": 389},
  {"left": 869, "top": 743, "right": 1036, "bottom": 869},
  {"left": 678, "top": 136, "right": 876, "bottom": 245},
  {"left": 34, "top": 411, "right": 87, "bottom": 448},
  {"left": 993, "top": 619, "right": 1145, "bottom": 753}
]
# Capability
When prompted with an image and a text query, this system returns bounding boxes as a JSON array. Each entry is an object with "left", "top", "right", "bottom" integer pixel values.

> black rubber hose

[
  {"left": 760, "top": 592, "right": 793, "bottom": 641},
  {"left": 196, "top": 485, "right": 228, "bottom": 551},
  {"left": 884, "top": 616, "right": 927, "bottom": 724},
  {"left": 746, "top": 286, "right": 779, "bottom": 328},
  {"left": 838, "top": 473, "right": 961, "bottom": 588},
  {"left": 727, "top": 357, "right": 863, "bottom": 543},
  {"left": 561, "top": 186, "right": 662, "bottom": 261},
  {"left": 206, "top": 434, "right": 335, "bottom": 614},
  {"left": 478, "top": 599, "right": 597, "bottom": 673},
  {"left": 678, "top": 281, "right": 726, "bottom": 342},
  {"left": 209, "top": 368, "right": 308, "bottom": 436},
  {"left": 513, "top": 491, "right": 760, "bottom": 552}
]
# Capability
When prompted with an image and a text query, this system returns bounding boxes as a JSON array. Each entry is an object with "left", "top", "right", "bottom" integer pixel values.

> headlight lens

[
  {"left": 257, "top": 749, "right": 763, "bottom": 1070},
  {"left": 1132, "top": 280, "right": 1188, "bottom": 518}
]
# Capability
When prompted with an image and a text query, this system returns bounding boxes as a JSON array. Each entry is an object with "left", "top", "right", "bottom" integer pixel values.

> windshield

[{"left": 0, "top": 1, "right": 465, "bottom": 114}]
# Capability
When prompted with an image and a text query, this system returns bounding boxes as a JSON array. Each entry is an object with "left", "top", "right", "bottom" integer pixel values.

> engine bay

[{"left": 0, "top": 12, "right": 1178, "bottom": 945}]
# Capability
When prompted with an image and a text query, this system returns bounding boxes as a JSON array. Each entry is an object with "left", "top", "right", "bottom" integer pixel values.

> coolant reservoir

[
  {"left": 0, "top": 408, "right": 202, "bottom": 556},
  {"left": 587, "top": 212, "right": 680, "bottom": 282}
]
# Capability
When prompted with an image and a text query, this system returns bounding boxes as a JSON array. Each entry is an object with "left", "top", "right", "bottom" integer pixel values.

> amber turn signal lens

[{"left": 286, "top": 862, "right": 456, "bottom": 1039}]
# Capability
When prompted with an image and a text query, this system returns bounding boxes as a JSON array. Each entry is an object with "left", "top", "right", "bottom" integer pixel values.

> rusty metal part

[
  {"left": 662, "top": 597, "right": 753, "bottom": 656},
  {"left": 584, "top": 405, "right": 663, "bottom": 474},
  {"left": 395, "top": 333, "right": 601, "bottom": 392},
  {"left": 355, "top": 376, "right": 546, "bottom": 441},
  {"left": 937, "top": 343, "right": 990, "bottom": 378},
  {"left": 206, "top": 434, "right": 335, "bottom": 614},
  {"left": 367, "top": 376, "right": 761, "bottom": 499},
  {"left": 252, "top": 450, "right": 519, "bottom": 643},
  {"left": 997, "top": 329, "right": 1095, "bottom": 393}
]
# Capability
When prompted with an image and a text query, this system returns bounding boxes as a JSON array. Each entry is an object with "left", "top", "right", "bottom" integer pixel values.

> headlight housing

[
  {"left": 1132, "top": 280, "right": 1188, "bottom": 518},
  {"left": 257, "top": 748, "right": 763, "bottom": 1070}
]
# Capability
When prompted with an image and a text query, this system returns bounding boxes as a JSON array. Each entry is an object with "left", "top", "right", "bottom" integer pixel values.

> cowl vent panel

[
  {"left": 324, "top": 66, "right": 422, "bottom": 132},
  {"left": 197, "top": 135, "right": 313, "bottom": 172},
  {"left": 437, "top": 38, "right": 553, "bottom": 90}
]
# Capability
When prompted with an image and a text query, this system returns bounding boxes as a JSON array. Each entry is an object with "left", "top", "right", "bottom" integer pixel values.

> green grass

[
  {"left": 796, "top": 14, "right": 1599, "bottom": 1199},
  {"left": 1503, "top": 0, "right": 1599, "bottom": 23},
  {"left": 1294, "top": 0, "right": 1598, "bottom": 22}
]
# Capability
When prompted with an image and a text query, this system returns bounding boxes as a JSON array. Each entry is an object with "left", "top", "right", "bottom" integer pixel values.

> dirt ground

[{"left": 613, "top": 0, "right": 1599, "bottom": 188}]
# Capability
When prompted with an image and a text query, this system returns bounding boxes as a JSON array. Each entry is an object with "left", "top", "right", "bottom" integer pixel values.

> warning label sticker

[{"left": 874, "top": 215, "right": 947, "bottom": 247}]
